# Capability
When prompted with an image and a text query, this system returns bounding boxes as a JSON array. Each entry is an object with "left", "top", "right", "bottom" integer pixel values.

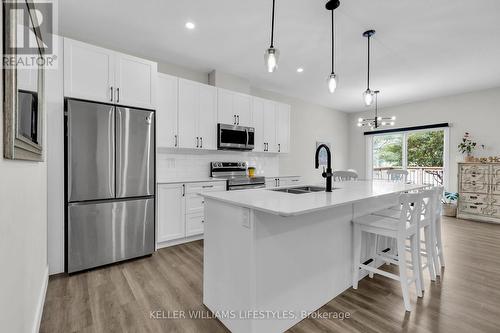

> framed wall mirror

[{"left": 3, "top": 0, "right": 45, "bottom": 161}]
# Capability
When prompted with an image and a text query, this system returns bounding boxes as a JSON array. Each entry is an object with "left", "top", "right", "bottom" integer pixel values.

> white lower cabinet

[
  {"left": 157, "top": 181, "right": 226, "bottom": 247},
  {"left": 265, "top": 176, "right": 301, "bottom": 188},
  {"left": 157, "top": 183, "right": 185, "bottom": 242}
]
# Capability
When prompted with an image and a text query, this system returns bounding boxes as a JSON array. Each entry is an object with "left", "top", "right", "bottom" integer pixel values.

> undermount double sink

[{"left": 271, "top": 186, "right": 331, "bottom": 194}]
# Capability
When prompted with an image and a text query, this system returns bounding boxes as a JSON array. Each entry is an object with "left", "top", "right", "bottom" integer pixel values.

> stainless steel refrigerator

[{"left": 65, "top": 99, "right": 155, "bottom": 273}]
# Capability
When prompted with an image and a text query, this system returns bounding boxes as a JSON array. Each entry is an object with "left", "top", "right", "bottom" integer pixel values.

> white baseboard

[
  {"left": 157, "top": 234, "right": 203, "bottom": 250},
  {"left": 33, "top": 265, "right": 49, "bottom": 333}
]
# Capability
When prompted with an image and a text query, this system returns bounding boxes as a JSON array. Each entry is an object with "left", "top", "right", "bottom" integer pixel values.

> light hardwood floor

[{"left": 40, "top": 217, "right": 500, "bottom": 333}]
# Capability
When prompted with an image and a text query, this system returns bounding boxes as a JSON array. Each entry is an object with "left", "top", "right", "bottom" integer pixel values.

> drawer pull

[
  {"left": 202, "top": 185, "right": 214, "bottom": 188},
  {"left": 470, "top": 205, "right": 478, "bottom": 209}
]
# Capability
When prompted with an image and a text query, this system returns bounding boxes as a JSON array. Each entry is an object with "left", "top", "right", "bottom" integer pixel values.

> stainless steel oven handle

[{"left": 229, "top": 184, "right": 266, "bottom": 190}]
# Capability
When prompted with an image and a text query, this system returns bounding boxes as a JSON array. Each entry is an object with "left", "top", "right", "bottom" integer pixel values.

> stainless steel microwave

[{"left": 217, "top": 124, "right": 255, "bottom": 151}]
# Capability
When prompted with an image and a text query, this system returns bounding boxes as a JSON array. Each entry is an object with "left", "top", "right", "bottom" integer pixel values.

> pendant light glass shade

[
  {"left": 265, "top": 47, "right": 279, "bottom": 73},
  {"left": 328, "top": 73, "right": 337, "bottom": 94},
  {"left": 326, "top": 1, "right": 340, "bottom": 94},
  {"left": 363, "top": 89, "right": 374, "bottom": 106},
  {"left": 265, "top": 0, "right": 279, "bottom": 73}
]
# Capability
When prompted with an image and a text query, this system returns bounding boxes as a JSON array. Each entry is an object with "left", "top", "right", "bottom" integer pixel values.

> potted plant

[
  {"left": 442, "top": 191, "right": 459, "bottom": 217},
  {"left": 458, "top": 132, "right": 484, "bottom": 162}
]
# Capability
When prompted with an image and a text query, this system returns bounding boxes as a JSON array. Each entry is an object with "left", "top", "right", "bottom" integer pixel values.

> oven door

[
  {"left": 218, "top": 124, "right": 250, "bottom": 150},
  {"left": 246, "top": 127, "right": 255, "bottom": 150}
]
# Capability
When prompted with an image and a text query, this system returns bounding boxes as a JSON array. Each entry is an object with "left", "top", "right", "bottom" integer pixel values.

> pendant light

[
  {"left": 264, "top": 0, "right": 279, "bottom": 73},
  {"left": 326, "top": 0, "right": 340, "bottom": 93},
  {"left": 357, "top": 90, "right": 396, "bottom": 129},
  {"left": 363, "top": 30, "right": 376, "bottom": 106}
]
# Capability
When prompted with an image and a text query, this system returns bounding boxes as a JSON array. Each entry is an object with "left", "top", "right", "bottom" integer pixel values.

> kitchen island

[{"left": 201, "top": 180, "right": 424, "bottom": 333}]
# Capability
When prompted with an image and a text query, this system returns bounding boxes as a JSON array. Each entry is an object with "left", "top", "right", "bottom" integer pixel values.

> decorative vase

[
  {"left": 465, "top": 155, "right": 475, "bottom": 162},
  {"left": 442, "top": 203, "right": 457, "bottom": 217}
]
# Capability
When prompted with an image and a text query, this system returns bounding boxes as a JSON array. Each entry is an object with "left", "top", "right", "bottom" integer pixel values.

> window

[{"left": 369, "top": 128, "right": 448, "bottom": 187}]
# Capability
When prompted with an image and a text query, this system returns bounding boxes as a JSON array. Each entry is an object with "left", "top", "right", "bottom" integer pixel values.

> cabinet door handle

[
  {"left": 174, "top": 135, "right": 178, "bottom": 147},
  {"left": 182, "top": 184, "right": 185, "bottom": 197},
  {"left": 200, "top": 137, "right": 203, "bottom": 148},
  {"left": 237, "top": 115, "right": 240, "bottom": 125},
  {"left": 110, "top": 87, "right": 114, "bottom": 102},
  {"left": 234, "top": 115, "right": 236, "bottom": 125},
  {"left": 196, "top": 137, "right": 199, "bottom": 148},
  {"left": 278, "top": 143, "right": 281, "bottom": 152},
  {"left": 117, "top": 88, "right": 120, "bottom": 103}
]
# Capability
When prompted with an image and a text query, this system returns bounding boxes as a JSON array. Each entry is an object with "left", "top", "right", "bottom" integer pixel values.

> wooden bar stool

[{"left": 352, "top": 192, "right": 424, "bottom": 312}]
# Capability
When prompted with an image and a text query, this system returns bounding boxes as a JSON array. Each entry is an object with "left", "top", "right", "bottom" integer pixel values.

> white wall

[
  {"left": 348, "top": 87, "right": 500, "bottom": 191},
  {"left": 0, "top": 6, "right": 49, "bottom": 332},
  {"left": 46, "top": 36, "right": 65, "bottom": 275},
  {"left": 251, "top": 87, "right": 350, "bottom": 184}
]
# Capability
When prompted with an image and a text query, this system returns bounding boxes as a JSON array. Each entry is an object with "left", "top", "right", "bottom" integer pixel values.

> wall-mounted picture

[{"left": 3, "top": 0, "right": 45, "bottom": 161}]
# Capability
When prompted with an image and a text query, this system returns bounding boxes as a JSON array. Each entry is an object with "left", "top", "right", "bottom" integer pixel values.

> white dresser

[{"left": 457, "top": 163, "right": 500, "bottom": 224}]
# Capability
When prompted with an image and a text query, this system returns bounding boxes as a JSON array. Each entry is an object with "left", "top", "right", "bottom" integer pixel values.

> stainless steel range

[{"left": 210, "top": 162, "right": 265, "bottom": 191}]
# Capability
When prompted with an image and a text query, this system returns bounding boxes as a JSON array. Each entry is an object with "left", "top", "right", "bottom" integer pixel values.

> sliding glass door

[{"left": 370, "top": 129, "right": 447, "bottom": 186}]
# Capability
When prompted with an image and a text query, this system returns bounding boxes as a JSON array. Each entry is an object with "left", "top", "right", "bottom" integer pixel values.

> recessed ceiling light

[
  {"left": 185, "top": 22, "right": 195, "bottom": 30},
  {"left": 296, "top": 68, "right": 304, "bottom": 73}
]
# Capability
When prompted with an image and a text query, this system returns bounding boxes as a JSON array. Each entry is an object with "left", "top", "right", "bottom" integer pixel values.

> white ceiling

[{"left": 59, "top": 0, "right": 500, "bottom": 112}]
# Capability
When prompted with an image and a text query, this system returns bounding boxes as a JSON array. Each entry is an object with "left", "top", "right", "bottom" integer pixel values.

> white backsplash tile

[{"left": 157, "top": 149, "right": 279, "bottom": 181}]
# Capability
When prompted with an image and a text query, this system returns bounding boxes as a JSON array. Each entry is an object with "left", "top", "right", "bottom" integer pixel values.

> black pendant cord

[
  {"left": 270, "top": 0, "right": 275, "bottom": 48},
  {"left": 331, "top": 9, "right": 334, "bottom": 74},
  {"left": 367, "top": 35, "right": 371, "bottom": 90},
  {"left": 374, "top": 92, "right": 378, "bottom": 128}
]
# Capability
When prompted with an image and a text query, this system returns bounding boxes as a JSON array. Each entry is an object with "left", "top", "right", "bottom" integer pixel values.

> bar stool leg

[
  {"left": 410, "top": 234, "right": 423, "bottom": 297},
  {"left": 436, "top": 217, "right": 445, "bottom": 268},
  {"left": 352, "top": 225, "right": 362, "bottom": 289},
  {"left": 424, "top": 226, "right": 437, "bottom": 281},
  {"left": 368, "top": 234, "right": 377, "bottom": 278},
  {"left": 397, "top": 236, "right": 412, "bottom": 311}
]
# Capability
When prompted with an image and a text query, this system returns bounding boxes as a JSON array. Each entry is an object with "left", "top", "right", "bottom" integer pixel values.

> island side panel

[
  {"left": 203, "top": 198, "right": 255, "bottom": 333},
  {"left": 251, "top": 204, "right": 354, "bottom": 333}
]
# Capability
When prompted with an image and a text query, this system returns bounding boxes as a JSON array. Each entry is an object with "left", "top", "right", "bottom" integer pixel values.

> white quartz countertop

[
  {"left": 265, "top": 175, "right": 301, "bottom": 179},
  {"left": 200, "top": 180, "right": 425, "bottom": 217},
  {"left": 157, "top": 177, "right": 226, "bottom": 184}
]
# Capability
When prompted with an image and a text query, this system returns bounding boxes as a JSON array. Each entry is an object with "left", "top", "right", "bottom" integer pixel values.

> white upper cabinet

[
  {"left": 263, "top": 99, "right": 278, "bottom": 153},
  {"left": 115, "top": 53, "right": 157, "bottom": 109},
  {"left": 251, "top": 97, "right": 290, "bottom": 153},
  {"left": 64, "top": 38, "right": 157, "bottom": 109},
  {"left": 157, "top": 74, "right": 178, "bottom": 148},
  {"left": 198, "top": 84, "right": 217, "bottom": 150},
  {"left": 178, "top": 79, "right": 199, "bottom": 149},
  {"left": 178, "top": 79, "right": 217, "bottom": 150},
  {"left": 64, "top": 39, "right": 115, "bottom": 103},
  {"left": 251, "top": 97, "right": 265, "bottom": 152},
  {"left": 276, "top": 103, "right": 291, "bottom": 153},
  {"left": 217, "top": 88, "right": 251, "bottom": 126}
]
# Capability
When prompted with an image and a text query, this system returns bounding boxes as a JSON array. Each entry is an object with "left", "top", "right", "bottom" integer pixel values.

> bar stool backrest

[
  {"left": 333, "top": 171, "right": 358, "bottom": 181},
  {"left": 387, "top": 169, "right": 409, "bottom": 183},
  {"left": 398, "top": 192, "right": 423, "bottom": 232}
]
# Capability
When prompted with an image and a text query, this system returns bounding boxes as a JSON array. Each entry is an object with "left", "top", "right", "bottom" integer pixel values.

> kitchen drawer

[
  {"left": 186, "top": 193, "right": 205, "bottom": 215},
  {"left": 459, "top": 192, "right": 489, "bottom": 205},
  {"left": 459, "top": 203, "right": 484, "bottom": 216},
  {"left": 186, "top": 214, "right": 204, "bottom": 237},
  {"left": 185, "top": 182, "right": 226, "bottom": 194},
  {"left": 460, "top": 164, "right": 490, "bottom": 176},
  {"left": 460, "top": 180, "right": 490, "bottom": 194}
]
